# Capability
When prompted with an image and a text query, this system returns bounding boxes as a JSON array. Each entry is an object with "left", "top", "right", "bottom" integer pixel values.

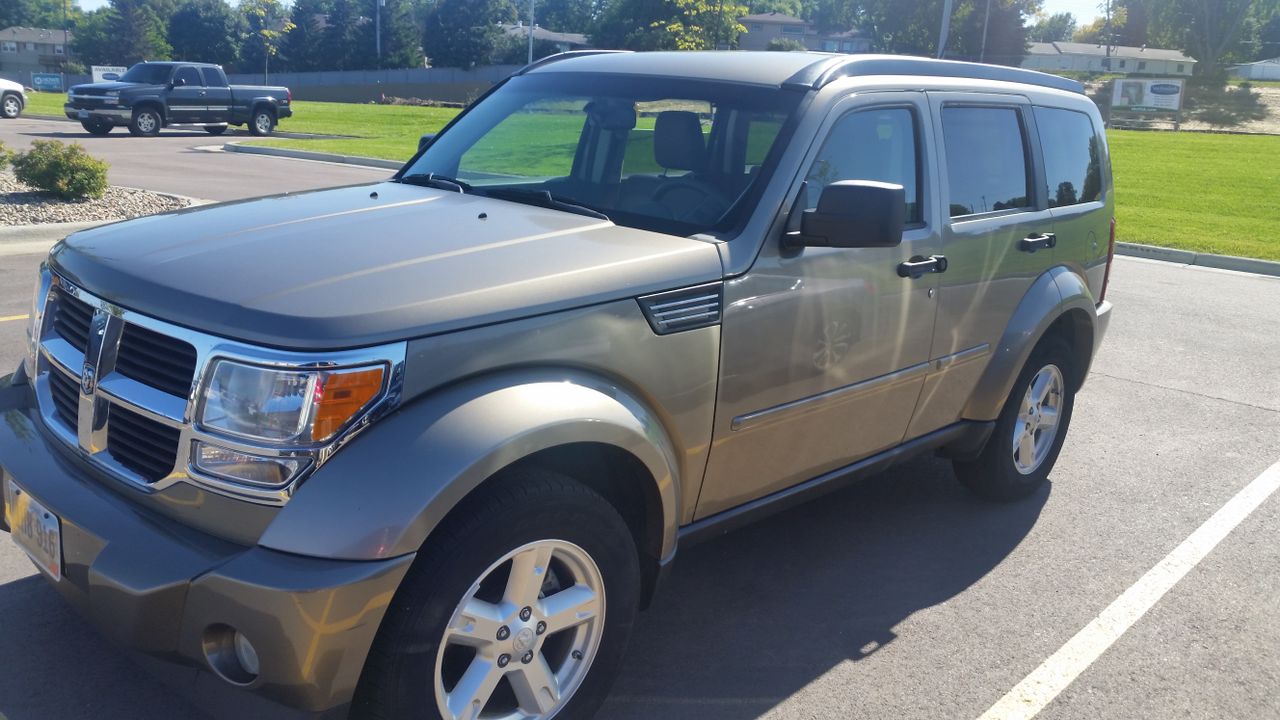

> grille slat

[
  {"left": 47, "top": 370, "right": 80, "bottom": 430},
  {"left": 116, "top": 324, "right": 198, "bottom": 398},
  {"left": 52, "top": 292, "right": 94, "bottom": 354},
  {"left": 107, "top": 406, "right": 180, "bottom": 482}
]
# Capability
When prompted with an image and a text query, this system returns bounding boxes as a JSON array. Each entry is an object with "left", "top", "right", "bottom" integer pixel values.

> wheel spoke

[
  {"left": 539, "top": 584, "right": 600, "bottom": 635},
  {"left": 508, "top": 652, "right": 561, "bottom": 715},
  {"left": 445, "top": 656, "right": 504, "bottom": 720},
  {"left": 1033, "top": 370, "right": 1056, "bottom": 405},
  {"left": 1038, "top": 406, "right": 1059, "bottom": 431},
  {"left": 445, "top": 598, "right": 505, "bottom": 649},
  {"left": 504, "top": 544, "right": 554, "bottom": 607},
  {"left": 1018, "top": 431, "right": 1036, "bottom": 467}
]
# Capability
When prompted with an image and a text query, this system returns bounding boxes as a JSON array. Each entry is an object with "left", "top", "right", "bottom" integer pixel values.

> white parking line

[{"left": 978, "top": 459, "right": 1280, "bottom": 720}]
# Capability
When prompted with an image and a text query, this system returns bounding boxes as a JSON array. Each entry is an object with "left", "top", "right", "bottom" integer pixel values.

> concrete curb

[
  {"left": 223, "top": 142, "right": 402, "bottom": 170},
  {"left": 1116, "top": 242, "right": 1280, "bottom": 278}
]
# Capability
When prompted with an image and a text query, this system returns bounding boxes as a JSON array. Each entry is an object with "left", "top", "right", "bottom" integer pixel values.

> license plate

[
  {"left": 4, "top": 477, "right": 62, "bottom": 582},
  {"left": 77, "top": 110, "right": 88, "bottom": 119}
]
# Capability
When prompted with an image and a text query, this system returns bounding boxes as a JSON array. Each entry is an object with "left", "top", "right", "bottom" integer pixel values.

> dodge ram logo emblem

[
  {"left": 512, "top": 627, "right": 536, "bottom": 654},
  {"left": 81, "top": 364, "right": 97, "bottom": 395}
]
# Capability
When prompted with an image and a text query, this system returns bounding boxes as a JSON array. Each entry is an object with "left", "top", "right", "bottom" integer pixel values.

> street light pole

[
  {"left": 937, "top": 0, "right": 955, "bottom": 58},
  {"left": 375, "top": 0, "right": 382, "bottom": 64},
  {"left": 979, "top": 0, "right": 992, "bottom": 63},
  {"left": 527, "top": 0, "right": 535, "bottom": 65}
]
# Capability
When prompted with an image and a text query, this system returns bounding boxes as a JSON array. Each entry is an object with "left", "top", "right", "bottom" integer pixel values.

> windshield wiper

[
  {"left": 480, "top": 188, "right": 611, "bottom": 222},
  {"left": 398, "top": 173, "right": 472, "bottom": 193}
]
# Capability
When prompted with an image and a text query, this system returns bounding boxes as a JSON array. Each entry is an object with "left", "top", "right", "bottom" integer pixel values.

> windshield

[
  {"left": 401, "top": 73, "right": 803, "bottom": 236},
  {"left": 120, "top": 64, "right": 173, "bottom": 84}
]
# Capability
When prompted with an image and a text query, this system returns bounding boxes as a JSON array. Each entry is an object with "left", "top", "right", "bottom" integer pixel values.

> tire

[
  {"left": 353, "top": 469, "right": 640, "bottom": 720},
  {"left": 953, "top": 337, "right": 1076, "bottom": 501},
  {"left": 81, "top": 119, "right": 112, "bottom": 135},
  {"left": 1, "top": 93, "right": 21, "bottom": 119},
  {"left": 204, "top": 125, "right": 227, "bottom": 135},
  {"left": 249, "top": 109, "right": 275, "bottom": 136},
  {"left": 129, "top": 107, "right": 162, "bottom": 136}
]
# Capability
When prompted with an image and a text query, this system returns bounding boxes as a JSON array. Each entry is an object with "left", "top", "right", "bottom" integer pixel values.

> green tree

[
  {"left": 381, "top": 0, "right": 428, "bottom": 68},
  {"left": 1159, "top": 0, "right": 1279, "bottom": 79},
  {"left": 423, "top": 0, "right": 517, "bottom": 69},
  {"left": 536, "top": 0, "right": 601, "bottom": 32},
  {"left": 593, "top": 0, "right": 745, "bottom": 50},
  {"left": 112, "top": 0, "right": 172, "bottom": 63},
  {"left": 320, "top": 0, "right": 376, "bottom": 70},
  {"left": 1029, "top": 11, "right": 1076, "bottom": 42},
  {"left": 747, "top": 0, "right": 802, "bottom": 16},
  {"left": 71, "top": 7, "right": 117, "bottom": 64},
  {"left": 282, "top": 0, "right": 332, "bottom": 71},
  {"left": 168, "top": 0, "right": 242, "bottom": 65},
  {"left": 240, "top": 0, "right": 294, "bottom": 82},
  {"left": 766, "top": 36, "right": 808, "bottom": 50}
]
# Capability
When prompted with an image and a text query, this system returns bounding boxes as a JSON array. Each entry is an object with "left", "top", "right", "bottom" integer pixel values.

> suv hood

[{"left": 50, "top": 182, "right": 724, "bottom": 349}]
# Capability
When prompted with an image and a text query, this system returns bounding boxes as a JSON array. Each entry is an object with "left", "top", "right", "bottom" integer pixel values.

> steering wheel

[{"left": 652, "top": 178, "right": 731, "bottom": 224}]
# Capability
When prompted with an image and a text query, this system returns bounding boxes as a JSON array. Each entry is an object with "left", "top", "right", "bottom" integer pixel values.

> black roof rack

[
  {"left": 515, "top": 50, "right": 634, "bottom": 75},
  {"left": 784, "top": 54, "right": 1084, "bottom": 94}
]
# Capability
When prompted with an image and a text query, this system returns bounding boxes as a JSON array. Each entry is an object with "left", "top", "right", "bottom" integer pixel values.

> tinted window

[
  {"left": 1035, "top": 106, "right": 1103, "bottom": 208},
  {"left": 120, "top": 63, "right": 174, "bottom": 84},
  {"left": 173, "top": 66, "right": 202, "bottom": 87},
  {"left": 805, "top": 107, "right": 921, "bottom": 223},
  {"left": 200, "top": 67, "right": 227, "bottom": 87},
  {"left": 942, "top": 106, "right": 1031, "bottom": 217}
]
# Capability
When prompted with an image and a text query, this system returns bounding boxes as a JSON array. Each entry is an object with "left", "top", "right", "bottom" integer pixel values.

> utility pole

[
  {"left": 1104, "top": 0, "right": 1112, "bottom": 70},
  {"left": 979, "top": 0, "right": 992, "bottom": 63},
  {"left": 527, "top": 0, "right": 535, "bottom": 64},
  {"left": 375, "top": 0, "right": 383, "bottom": 64},
  {"left": 937, "top": 0, "right": 955, "bottom": 59}
]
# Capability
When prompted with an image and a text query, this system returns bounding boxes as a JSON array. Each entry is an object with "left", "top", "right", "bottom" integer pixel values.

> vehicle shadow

[{"left": 602, "top": 454, "right": 1048, "bottom": 719}]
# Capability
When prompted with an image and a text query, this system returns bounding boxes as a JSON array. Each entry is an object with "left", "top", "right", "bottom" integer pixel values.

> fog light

[
  {"left": 192, "top": 441, "right": 306, "bottom": 488},
  {"left": 233, "top": 632, "right": 260, "bottom": 677}
]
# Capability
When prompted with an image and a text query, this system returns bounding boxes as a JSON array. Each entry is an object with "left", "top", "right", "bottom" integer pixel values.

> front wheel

[
  {"left": 81, "top": 118, "right": 112, "bottom": 135},
  {"left": 353, "top": 469, "right": 640, "bottom": 720},
  {"left": 1, "top": 93, "right": 20, "bottom": 119},
  {"left": 249, "top": 109, "right": 275, "bottom": 136},
  {"left": 128, "top": 107, "right": 161, "bottom": 136},
  {"left": 953, "top": 337, "right": 1076, "bottom": 501}
]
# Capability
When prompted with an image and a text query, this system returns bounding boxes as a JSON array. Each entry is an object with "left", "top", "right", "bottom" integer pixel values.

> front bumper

[
  {"left": 0, "top": 371, "right": 413, "bottom": 717},
  {"left": 64, "top": 104, "right": 130, "bottom": 124}
]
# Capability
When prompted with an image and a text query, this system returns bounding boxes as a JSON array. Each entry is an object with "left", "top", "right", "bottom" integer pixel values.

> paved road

[
  {"left": 0, "top": 116, "right": 390, "bottom": 201},
  {"left": 0, "top": 248, "right": 1277, "bottom": 720}
]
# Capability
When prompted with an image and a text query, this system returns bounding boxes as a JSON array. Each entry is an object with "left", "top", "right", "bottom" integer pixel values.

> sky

[{"left": 75, "top": 0, "right": 1111, "bottom": 22}]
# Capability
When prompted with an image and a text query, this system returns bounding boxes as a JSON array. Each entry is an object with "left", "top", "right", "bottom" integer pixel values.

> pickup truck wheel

[
  {"left": 81, "top": 119, "right": 112, "bottom": 135},
  {"left": 204, "top": 125, "right": 227, "bottom": 135},
  {"left": 129, "top": 108, "right": 161, "bottom": 136},
  {"left": 1, "top": 93, "right": 20, "bottom": 119},
  {"left": 249, "top": 109, "right": 275, "bottom": 136},
  {"left": 353, "top": 469, "right": 640, "bottom": 720},
  {"left": 953, "top": 337, "right": 1076, "bottom": 501}
]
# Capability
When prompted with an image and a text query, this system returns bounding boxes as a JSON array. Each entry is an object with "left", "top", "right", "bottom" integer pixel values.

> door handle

[
  {"left": 1020, "top": 232, "right": 1057, "bottom": 253},
  {"left": 897, "top": 255, "right": 948, "bottom": 279},
  {"left": 199, "top": 90, "right": 207, "bottom": 96}
]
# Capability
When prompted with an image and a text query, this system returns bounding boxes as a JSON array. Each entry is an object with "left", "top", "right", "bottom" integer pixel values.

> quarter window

[
  {"left": 941, "top": 106, "right": 1032, "bottom": 217},
  {"left": 1035, "top": 106, "right": 1103, "bottom": 208},
  {"left": 804, "top": 107, "right": 922, "bottom": 224}
]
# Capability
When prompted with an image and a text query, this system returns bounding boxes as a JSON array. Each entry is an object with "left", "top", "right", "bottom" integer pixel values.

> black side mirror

[
  {"left": 171, "top": 77, "right": 186, "bottom": 88},
  {"left": 418, "top": 133, "right": 436, "bottom": 153},
  {"left": 790, "top": 180, "right": 906, "bottom": 249}
]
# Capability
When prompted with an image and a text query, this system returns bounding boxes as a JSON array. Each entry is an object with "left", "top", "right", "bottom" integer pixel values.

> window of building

[
  {"left": 25, "top": 42, "right": 36, "bottom": 51},
  {"left": 54, "top": 44, "right": 64, "bottom": 55},
  {"left": 804, "top": 107, "right": 922, "bottom": 224},
  {"left": 1118, "top": 59, "right": 1127, "bottom": 69},
  {"left": 1137, "top": 60, "right": 1146, "bottom": 71},
  {"left": 840, "top": 41, "right": 856, "bottom": 52},
  {"left": 1034, "top": 106, "right": 1103, "bottom": 208},
  {"left": 941, "top": 106, "right": 1032, "bottom": 217},
  {"left": 781, "top": 25, "right": 803, "bottom": 35},
  {"left": 1177, "top": 63, "right": 1185, "bottom": 73},
  {"left": 821, "top": 39, "right": 837, "bottom": 51},
  {"left": 751, "top": 24, "right": 762, "bottom": 31},
  {"left": 0, "top": 42, "right": 16, "bottom": 53}
]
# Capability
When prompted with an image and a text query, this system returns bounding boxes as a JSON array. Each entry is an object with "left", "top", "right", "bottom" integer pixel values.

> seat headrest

[{"left": 653, "top": 111, "right": 707, "bottom": 173}]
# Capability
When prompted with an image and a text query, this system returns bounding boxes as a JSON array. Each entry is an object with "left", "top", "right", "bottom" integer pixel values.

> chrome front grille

[
  {"left": 46, "top": 367, "right": 80, "bottom": 430},
  {"left": 51, "top": 290, "right": 93, "bottom": 354},
  {"left": 117, "top": 322, "right": 198, "bottom": 398},
  {"left": 106, "top": 405, "right": 182, "bottom": 482}
]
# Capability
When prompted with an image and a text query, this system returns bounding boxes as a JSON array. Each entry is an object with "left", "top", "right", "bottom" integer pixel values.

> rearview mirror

[{"left": 791, "top": 180, "right": 905, "bottom": 249}]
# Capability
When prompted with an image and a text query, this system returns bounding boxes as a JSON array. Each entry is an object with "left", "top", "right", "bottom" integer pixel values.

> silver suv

[{"left": 0, "top": 51, "right": 1113, "bottom": 720}]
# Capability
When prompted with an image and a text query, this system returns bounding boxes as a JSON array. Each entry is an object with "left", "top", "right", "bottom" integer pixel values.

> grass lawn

[
  {"left": 1109, "top": 129, "right": 1280, "bottom": 260},
  {"left": 21, "top": 91, "right": 67, "bottom": 116}
]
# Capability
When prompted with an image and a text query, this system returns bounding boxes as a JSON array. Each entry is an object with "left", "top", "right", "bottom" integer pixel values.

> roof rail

[
  {"left": 515, "top": 50, "right": 634, "bottom": 75},
  {"left": 784, "top": 54, "right": 1085, "bottom": 94}
]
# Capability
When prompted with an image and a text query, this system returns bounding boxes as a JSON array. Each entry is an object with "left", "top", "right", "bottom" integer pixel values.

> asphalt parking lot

[{"left": 1, "top": 136, "right": 1279, "bottom": 719}]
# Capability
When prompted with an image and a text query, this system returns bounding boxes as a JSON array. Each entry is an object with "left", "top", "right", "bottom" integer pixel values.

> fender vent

[{"left": 638, "top": 283, "right": 723, "bottom": 335}]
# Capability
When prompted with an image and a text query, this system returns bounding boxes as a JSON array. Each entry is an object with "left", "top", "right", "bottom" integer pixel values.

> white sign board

[
  {"left": 91, "top": 65, "right": 128, "bottom": 83},
  {"left": 1111, "top": 78, "right": 1185, "bottom": 113}
]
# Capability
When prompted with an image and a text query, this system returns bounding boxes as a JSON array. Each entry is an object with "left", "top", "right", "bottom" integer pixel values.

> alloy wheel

[
  {"left": 2, "top": 96, "right": 18, "bottom": 118},
  {"left": 1012, "top": 363, "right": 1064, "bottom": 475}
]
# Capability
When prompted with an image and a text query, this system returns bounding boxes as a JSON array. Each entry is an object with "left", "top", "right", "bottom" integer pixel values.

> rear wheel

[
  {"left": 953, "top": 337, "right": 1076, "bottom": 501},
  {"left": 204, "top": 125, "right": 227, "bottom": 135},
  {"left": 129, "top": 107, "right": 161, "bottom": 136},
  {"left": 1, "top": 93, "right": 20, "bottom": 119},
  {"left": 353, "top": 469, "right": 640, "bottom": 720},
  {"left": 81, "top": 118, "right": 113, "bottom": 135},
  {"left": 249, "top": 109, "right": 275, "bottom": 136}
]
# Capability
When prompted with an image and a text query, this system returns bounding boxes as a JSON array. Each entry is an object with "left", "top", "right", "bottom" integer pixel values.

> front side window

[
  {"left": 404, "top": 73, "right": 802, "bottom": 236},
  {"left": 803, "top": 106, "right": 921, "bottom": 224},
  {"left": 1035, "top": 106, "right": 1103, "bottom": 208},
  {"left": 942, "top": 106, "right": 1032, "bottom": 217},
  {"left": 173, "top": 66, "right": 202, "bottom": 87}
]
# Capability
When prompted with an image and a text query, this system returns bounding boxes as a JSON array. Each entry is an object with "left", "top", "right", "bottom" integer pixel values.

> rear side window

[
  {"left": 804, "top": 107, "right": 921, "bottom": 223},
  {"left": 942, "top": 106, "right": 1032, "bottom": 217},
  {"left": 1035, "top": 106, "right": 1103, "bottom": 207},
  {"left": 173, "top": 66, "right": 202, "bottom": 87},
  {"left": 200, "top": 67, "right": 227, "bottom": 87}
]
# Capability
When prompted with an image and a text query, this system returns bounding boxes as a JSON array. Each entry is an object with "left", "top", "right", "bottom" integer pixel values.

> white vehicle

[{"left": 0, "top": 77, "right": 26, "bottom": 119}]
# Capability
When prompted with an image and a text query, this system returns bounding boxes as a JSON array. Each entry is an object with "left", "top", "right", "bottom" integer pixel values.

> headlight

[{"left": 199, "top": 360, "right": 386, "bottom": 445}]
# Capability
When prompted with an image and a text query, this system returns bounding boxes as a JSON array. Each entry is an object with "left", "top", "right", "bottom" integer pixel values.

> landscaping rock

[{"left": 0, "top": 171, "right": 189, "bottom": 225}]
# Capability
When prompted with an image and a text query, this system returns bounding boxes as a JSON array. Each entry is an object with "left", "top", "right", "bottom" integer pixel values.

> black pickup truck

[{"left": 64, "top": 61, "right": 292, "bottom": 137}]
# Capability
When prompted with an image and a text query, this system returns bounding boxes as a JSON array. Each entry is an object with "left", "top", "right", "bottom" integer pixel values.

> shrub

[
  {"left": 12, "top": 140, "right": 109, "bottom": 201},
  {"left": 0, "top": 140, "right": 10, "bottom": 170},
  {"left": 766, "top": 38, "right": 809, "bottom": 52}
]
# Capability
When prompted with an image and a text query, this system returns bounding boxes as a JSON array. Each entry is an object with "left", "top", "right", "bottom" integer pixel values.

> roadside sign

[
  {"left": 1111, "top": 78, "right": 1184, "bottom": 113},
  {"left": 91, "top": 65, "right": 127, "bottom": 83},
  {"left": 31, "top": 72, "right": 63, "bottom": 92}
]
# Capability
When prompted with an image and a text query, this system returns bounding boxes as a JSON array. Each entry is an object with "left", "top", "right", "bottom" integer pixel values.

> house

[
  {"left": 499, "top": 23, "right": 591, "bottom": 54},
  {"left": 0, "top": 26, "right": 72, "bottom": 78},
  {"left": 1022, "top": 41, "right": 1195, "bottom": 76},
  {"left": 1231, "top": 57, "right": 1280, "bottom": 81},
  {"left": 737, "top": 12, "right": 870, "bottom": 54}
]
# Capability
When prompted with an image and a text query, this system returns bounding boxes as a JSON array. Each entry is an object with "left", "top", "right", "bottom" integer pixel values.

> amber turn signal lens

[{"left": 310, "top": 367, "right": 385, "bottom": 442}]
